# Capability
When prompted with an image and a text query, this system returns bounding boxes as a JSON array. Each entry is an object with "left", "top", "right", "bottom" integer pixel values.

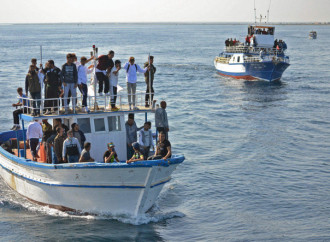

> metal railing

[
  {"left": 225, "top": 46, "right": 285, "bottom": 55},
  {"left": 18, "top": 91, "right": 155, "bottom": 117}
]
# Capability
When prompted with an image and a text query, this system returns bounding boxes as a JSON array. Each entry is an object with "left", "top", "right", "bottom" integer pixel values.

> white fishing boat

[
  {"left": 214, "top": 2, "right": 290, "bottom": 82},
  {"left": 0, "top": 47, "right": 184, "bottom": 216}
]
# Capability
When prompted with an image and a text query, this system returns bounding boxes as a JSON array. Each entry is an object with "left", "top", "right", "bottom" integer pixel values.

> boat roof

[{"left": 250, "top": 25, "right": 275, "bottom": 29}]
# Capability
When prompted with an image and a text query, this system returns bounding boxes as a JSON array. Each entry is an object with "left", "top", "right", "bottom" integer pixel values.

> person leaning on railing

[{"left": 11, "top": 87, "right": 28, "bottom": 131}]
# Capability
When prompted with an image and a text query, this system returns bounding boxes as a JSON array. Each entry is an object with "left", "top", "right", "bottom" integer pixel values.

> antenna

[
  {"left": 254, "top": 0, "right": 257, "bottom": 23},
  {"left": 267, "top": 0, "right": 271, "bottom": 23}
]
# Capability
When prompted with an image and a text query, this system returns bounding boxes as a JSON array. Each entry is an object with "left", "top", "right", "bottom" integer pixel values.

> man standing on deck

[
  {"left": 123, "top": 57, "right": 148, "bottom": 110},
  {"left": 62, "top": 130, "right": 81, "bottom": 163},
  {"left": 41, "top": 119, "right": 52, "bottom": 163},
  {"left": 27, "top": 119, "right": 43, "bottom": 161},
  {"left": 25, "top": 65, "right": 42, "bottom": 116},
  {"left": 61, "top": 53, "right": 78, "bottom": 114},
  {"left": 44, "top": 60, "right": 62, "bottom": 114},
  {"left": 144, "top": 56, "right": 156, "bottom": 108},
  {"left": 155, "top": 100, "right": 169, "bottom": 139},
  {"left": 95, "top": 50, "right": 114, "bottom": 96}
]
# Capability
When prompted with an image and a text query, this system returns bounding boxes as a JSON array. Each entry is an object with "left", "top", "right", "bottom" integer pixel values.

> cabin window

[
  {"left": 94, "top": 118, "right": 106, "bottom": 132},
  {"left": 237, "top": 56, "right": 240, "bottom": 62},
  {"left": 107, "top": 116, "right": 121, "bottom": 131},
  {"left": 77, "top": 118, "right": 91, "bottom": 134}
]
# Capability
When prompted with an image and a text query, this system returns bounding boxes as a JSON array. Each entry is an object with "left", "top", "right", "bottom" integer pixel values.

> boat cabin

[
  {"left": 16, "top": 92, "right": 157, "bottom": 163},
  {"left": 248, "top": 25, "right": 275, "bottom": 48}
]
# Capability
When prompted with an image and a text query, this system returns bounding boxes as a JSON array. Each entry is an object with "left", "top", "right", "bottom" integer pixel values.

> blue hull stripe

[{"left": 0, "top": 161, "right": 170, "bottom": 189}]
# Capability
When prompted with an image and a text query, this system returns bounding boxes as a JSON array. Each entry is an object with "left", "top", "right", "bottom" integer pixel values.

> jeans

[
  {"left": 96, "top": 72, "right": 109, "bottom": 94},
  {"left": 67, "top": 155, "right": 79, "bottom": 163},
  {"left": 64, "top": 83, "right": 77, "bottom": 110},
  {"left": 127, "top": 144, "right": 134, "bottom": 160},
  {"left": 127, "top": 83, "right": 136, "bottom": 107},
  {"left": 79, "top": 83, "right": 88, "bottom": 107},
  {"left": 30, "top": 92, "right": 41, "bottom": 115}
]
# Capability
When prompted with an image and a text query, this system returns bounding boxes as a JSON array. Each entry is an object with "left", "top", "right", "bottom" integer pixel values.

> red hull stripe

[{"left": 217, "top": 72, "right": 257, "bottom": 80}]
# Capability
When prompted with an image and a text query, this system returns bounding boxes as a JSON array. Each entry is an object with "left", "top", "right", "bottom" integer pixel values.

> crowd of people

[
  {"left": 24, "top": 100, "right": 171, "bottom": 163},
  {"left": 11, "top": 51, "right": 157, "bottom": 128},
  {"left": 225, "top": 38, "right": 241, "bottom": 47}
]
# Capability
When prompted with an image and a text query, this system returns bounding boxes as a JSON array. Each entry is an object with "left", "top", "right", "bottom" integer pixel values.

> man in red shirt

[{"left": 95, "top": 50, "right": 114, "bottom": 96}]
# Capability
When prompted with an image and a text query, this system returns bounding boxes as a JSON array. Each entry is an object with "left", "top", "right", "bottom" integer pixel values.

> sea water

[{"left": 0, "top": 24, "right": 329, "bottom": 241}]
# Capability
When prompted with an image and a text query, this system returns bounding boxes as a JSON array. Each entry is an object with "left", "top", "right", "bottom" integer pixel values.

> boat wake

[{"left": 0, "top": 179, "right": 185, "bottom": 225}]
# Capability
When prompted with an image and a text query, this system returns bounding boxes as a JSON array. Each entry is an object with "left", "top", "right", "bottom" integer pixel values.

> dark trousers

[
  {"left": 141, "top": 146, "right": 150, "bottom": 160},
  {"left": 145, "top": 81, "right": 154, "bottom": 105},
  {"left": 30, "top": 92, "right": 41, "bottom": 115},
  {"left": 13, "top": 108, "right": 28, "bottom": 124},
  {"left": 127, "top": 144, "right": 134, "bottom": 160},
  {"left": 111, "top": 86, "right": 117, "bottom": 108},
  {"left": 96, "top": 72, "right": 109, "bottom": 94},
  {"left": 79, "top": 84, "right": 88, "bottom": 107},
  {"left": 29, "top": 138, "right": 39, "bottom": 159},
  {"left": 45, "top": 86, "right": 59, "bottom": 111}
]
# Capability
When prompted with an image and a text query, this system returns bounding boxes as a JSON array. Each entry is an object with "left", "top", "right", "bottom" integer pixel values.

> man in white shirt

[
  {"left": 138, "top": 121, "right": 154, "bottom": 160},
  {"left": 109, "top": 60, "right": 121, "bottom": 111},
  {"left": 26, "top": 120, "right": 43, "bottom": 161},
  {"left": 123, "top": 57, "right": 148, "bottom": 110},
  {"left": 77, "top": 56, "right": 93, "bottom": 112}
]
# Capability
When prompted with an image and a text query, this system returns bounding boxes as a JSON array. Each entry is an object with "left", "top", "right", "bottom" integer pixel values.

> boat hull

[
  {"left": 0, "top": 147, "right": 184, "bottom": 216},
  {"left": 215, "top": 61, "right": 290, "bottom": 82}
]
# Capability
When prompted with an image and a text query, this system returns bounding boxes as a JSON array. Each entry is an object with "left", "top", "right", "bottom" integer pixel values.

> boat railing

[
  {"left": 214, "top": 56, "right": 230, "bottom": 64},
  {"left": 225, "top": 46, "right": 285, "bottom": 55},
  {"left": 18, "top": 91, "right": 155, "bottom": 117},
  {"left": 244, "top": 57, "right": 262, "bottom": 63}
]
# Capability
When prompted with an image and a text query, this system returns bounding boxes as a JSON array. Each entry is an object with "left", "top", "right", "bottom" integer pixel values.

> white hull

[{"left": 0, "top": 150, "right": 183, "bottom": 216}]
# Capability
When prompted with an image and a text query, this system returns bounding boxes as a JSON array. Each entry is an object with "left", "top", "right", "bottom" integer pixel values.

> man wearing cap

[
  {"left": 126, "top": 142, "right": 144, "bottom": 164},
  {"left": 123, "top": 57, "right": 148, "bottom": 110},
  {"left": 103, "top": 142, "right": 119, "bottom": 163},
  {"left": 95, "top": 51, "right": 114, "bottom": 96}
]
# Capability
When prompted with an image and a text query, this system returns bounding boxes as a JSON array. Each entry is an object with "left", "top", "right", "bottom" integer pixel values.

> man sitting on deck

[
  {"left": 126, "top": 142, "right": 144, "bottom": 164},
  {"left": 103, "top": 142, "right": 119, "bottom": 163},
  {"left": 148, "top": 132, "right": 171, "bottom": 160},
  {"left": 62, "top": 130, "right": 81, "bottom": 163},
  {"left": 79, "top": 142, "right": 95, "bottom": 163},
  {"left": 11, "top": 87, "right": 28, "bottom": 131}
]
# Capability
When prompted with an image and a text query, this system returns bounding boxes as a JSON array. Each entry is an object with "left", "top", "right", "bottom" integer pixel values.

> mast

[{"left": 148, "top": 53, "right": 152, "bottom": 107}]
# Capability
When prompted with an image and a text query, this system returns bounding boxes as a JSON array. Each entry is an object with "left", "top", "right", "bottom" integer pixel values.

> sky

[{"left": 0, "top": 0, "right": 329, "bottom": 24}]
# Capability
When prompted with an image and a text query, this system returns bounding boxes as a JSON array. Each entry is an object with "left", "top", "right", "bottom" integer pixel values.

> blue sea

[{"left": 0, "top": 23, "right": 329, "bottom": 241}]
